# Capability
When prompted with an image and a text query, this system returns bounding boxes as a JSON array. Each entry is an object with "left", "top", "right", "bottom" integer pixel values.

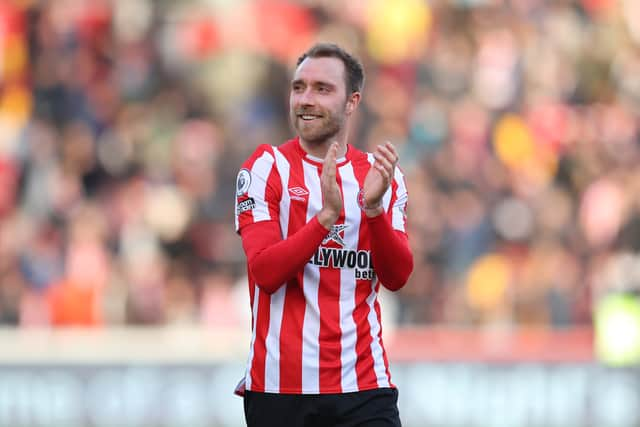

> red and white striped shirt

[{"left": 235, "top": 137, "right": 411, "bottom": 394}]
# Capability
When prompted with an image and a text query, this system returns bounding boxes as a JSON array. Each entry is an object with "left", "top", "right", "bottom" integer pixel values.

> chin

[
  {"left": 298, "top": 127, "right": 341, "bottom": 145},
  {"left": 296, "top": 127, "right": 323, "bottom": 143}
]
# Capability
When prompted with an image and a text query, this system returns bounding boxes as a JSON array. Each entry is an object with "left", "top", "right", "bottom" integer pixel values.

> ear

[{"left": 345, "top": 92, "right": 361, "bottom": 115}]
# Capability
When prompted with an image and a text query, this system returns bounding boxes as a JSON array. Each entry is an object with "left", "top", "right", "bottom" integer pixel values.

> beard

[{"left": 290, "top": 106, "right": 345, "bottom": 145}]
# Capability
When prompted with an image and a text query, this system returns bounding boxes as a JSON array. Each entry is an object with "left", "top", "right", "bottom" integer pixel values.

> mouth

[{"left": 297, "top": 113, "right": 322, "bottom": 121}]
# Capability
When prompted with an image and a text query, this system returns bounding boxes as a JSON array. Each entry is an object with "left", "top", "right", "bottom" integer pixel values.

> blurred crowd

[{"left": 0, "top": 0, "right": 639, "bottom": 329}]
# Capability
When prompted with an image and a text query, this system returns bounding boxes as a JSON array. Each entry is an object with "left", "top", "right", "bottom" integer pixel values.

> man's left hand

[{"left": 362, "top": 141, "right": 398, "bottom": 215}]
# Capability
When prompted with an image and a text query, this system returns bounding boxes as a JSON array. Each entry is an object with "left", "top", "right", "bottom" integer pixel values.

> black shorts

[{"left": 243, "top": 387, "right": 401, "bottom": 427}]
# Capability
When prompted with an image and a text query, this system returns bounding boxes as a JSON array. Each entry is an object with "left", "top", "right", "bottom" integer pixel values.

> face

[{"left": 289, "top": 56, "right": 358, "bottom": 146}]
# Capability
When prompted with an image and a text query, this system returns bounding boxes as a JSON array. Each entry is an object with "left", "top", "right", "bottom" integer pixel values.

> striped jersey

[{"left": 234, "top": 137, "right": 409, "bottom": 394}]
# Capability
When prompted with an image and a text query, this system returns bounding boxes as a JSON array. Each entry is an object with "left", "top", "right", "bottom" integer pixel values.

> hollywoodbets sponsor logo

[{"left": 309, "top": 247, "right": 376, "bottom": 280}]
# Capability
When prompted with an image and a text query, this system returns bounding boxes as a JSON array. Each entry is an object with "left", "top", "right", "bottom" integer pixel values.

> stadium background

[{"left": 1, "top": 0, "right": 640, "bottom": 426}]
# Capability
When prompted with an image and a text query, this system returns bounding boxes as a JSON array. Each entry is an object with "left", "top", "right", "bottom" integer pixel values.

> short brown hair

[{"left": 297, "top": 43, "right": 365, "bottom": 95}]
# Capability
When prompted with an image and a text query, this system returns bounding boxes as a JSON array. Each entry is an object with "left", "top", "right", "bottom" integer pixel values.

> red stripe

[
  {"left": 318, "top": 266, "right": 342, "bottom": 392},
  {"left": 388, "top": 177, "right": 404, "bottom": 232},
  {"left": 353, "top": 283, "right": 376, "bottom": 389},
  {"left": 388, "top": 179, "right": 398, "bottom": 215},
  {"left": 374, "top": 287, "right": 393, "bottom": 386},
  {"left": 248, "top": 269, "right": 256, "bottom": 310},
  {"left": 265, "top": 159, "right": 282, "bottom": 220},
  {"left": 279, "top": 278, "right": 305, "bottom": 392},
  {"left": 249, "top": 284, "right": 271, "bottom": 392},
  {"left": 351, "top": 156, "right": 378, "bottom": 389},
  {"left": 278, "top": 151, "right": 307, "bottom": 393},
  {"left": 318, "top": 166, "right": 345, "bottom": 393}
]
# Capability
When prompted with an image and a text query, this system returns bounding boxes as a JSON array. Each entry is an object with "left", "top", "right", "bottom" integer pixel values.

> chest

[{"left": 280, "top": 161, "right": 366, "bottom": 236}]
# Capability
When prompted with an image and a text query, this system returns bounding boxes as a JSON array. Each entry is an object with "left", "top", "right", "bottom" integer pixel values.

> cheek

[
  {"left": 290, "top": 91, "right": 304, "bottom": 105},
  {"left": 332, "top": 100, "right": 348, "bottom": 116}
]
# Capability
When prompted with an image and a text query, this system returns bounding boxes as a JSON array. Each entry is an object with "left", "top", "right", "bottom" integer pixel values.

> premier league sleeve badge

[{"left": 236, "top": 168, "right": 251, "bottom": 196}]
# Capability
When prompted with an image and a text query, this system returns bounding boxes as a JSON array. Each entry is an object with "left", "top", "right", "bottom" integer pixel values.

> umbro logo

[{"left": 289, "top": 186, "right": 309, "bottom": 202}]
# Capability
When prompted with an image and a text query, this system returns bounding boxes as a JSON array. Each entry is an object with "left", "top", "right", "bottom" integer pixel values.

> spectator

[{"left": 0, "top": 0, "right": 636, "bottom": 329}]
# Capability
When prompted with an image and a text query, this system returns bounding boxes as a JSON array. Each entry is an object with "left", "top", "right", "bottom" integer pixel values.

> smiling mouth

[{"left": 298, "top": 114, "right": 322, "bottom": 121}]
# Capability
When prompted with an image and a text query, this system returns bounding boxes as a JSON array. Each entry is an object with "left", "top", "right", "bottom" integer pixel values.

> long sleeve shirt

[{"left": 234, "top": 137, "right": 413, "bottom": 394}]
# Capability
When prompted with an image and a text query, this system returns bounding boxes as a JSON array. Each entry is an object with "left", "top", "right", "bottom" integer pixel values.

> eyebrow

[{"left": 291, "top": 79, "right": 337, "bottom": 89}]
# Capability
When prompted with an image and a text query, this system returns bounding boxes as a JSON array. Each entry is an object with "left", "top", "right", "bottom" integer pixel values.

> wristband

[{"left": 357, "top": 188, "right": 382, "bottom": 211}]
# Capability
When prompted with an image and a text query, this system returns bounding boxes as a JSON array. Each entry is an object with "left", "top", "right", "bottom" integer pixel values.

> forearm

[
  {"left": 241, "top": 217, "right": 328, "bottom": 294},
  {"left": 367, "top": 213, "right": 413, "bottom": 291}
]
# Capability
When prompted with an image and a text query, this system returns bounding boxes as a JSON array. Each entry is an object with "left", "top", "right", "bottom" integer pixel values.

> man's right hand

[{"left": 317, "top": 141, "right": 343, "bottom": 230}]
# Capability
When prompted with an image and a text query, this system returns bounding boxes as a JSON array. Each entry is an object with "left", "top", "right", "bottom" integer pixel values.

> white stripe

[
  {"left": 234, "top": 200, "right": 239, "bottom": 232},
  {"left": 264, "top": 286, "right": 286, "bottom": 392},
  {"left": 304, "top": 161, "right": 323, "bottom": 218},
  {"left": 245, "top": 285, "right": 260, "bottom": 390},
  {"left": 366, "top": 153, "right": 376, "bottom": 168},
  {"left": 301, "top": 161, "right": 321, "bottom": 393},
  {"left": 391, "top": 169, "right": 408, "bottom": 232},
  {"left": 249, "top": 151, "right": 275, "bottom": 223},
  {"left": 301, "top": 266, "right": 320, "bottom": 393},
  {"left": 366, "top": 279, "right": 390, "bottom": 387},
  {"left": 272, "top": 147, "right": 291, "bottom": 237},
  {"left": 382, "top": 187, "right": 392, "bottom": 214},
  {"left": 338, "top": 163, "right": 360, "bottom": 392}
]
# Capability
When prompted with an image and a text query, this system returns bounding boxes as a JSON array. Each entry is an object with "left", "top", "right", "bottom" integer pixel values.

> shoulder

[
  {"left": 237, "top": 145, "right": 280, "bottom": 192},
  {"left": 241, "top": 144, "right": 276, "bottom": 168},
  {"left": 240, "top": 143, "right": 293, "bottom": 175},
  {"left": 243, "top": 139, "right": 302, "bottom": 166}
]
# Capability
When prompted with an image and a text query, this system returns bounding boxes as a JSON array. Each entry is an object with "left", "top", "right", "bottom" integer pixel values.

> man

[{"left": 234, "top": 43, "right": 413, "bottom": 427}]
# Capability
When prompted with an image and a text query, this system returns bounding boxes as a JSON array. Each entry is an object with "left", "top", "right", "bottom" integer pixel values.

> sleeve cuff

[
  {"left": 365, "top": 210, "right": 389, "bottom": 225},
  {"left": 311, "top": 216, "right": 331, "bottom": 238}
]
